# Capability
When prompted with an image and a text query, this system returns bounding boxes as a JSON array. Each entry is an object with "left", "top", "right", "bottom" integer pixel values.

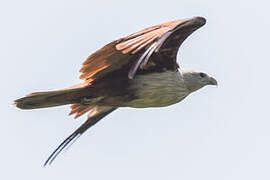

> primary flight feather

[{"left": 14, "top": 16, "right": 217, "bottom": 166}]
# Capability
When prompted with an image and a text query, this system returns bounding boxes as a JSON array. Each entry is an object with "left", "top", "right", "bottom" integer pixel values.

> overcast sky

[{"left": 1, "top": 0, "right": 270, "bottom": 179}]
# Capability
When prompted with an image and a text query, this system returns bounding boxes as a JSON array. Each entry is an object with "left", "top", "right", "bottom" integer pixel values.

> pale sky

[{"left": 1, "top": 0, "right": 270, "bottom": 179}]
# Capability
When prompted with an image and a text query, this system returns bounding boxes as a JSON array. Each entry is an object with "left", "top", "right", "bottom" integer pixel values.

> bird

[{"left": 14, "top": 16, "right": 217, "bottom": 166}]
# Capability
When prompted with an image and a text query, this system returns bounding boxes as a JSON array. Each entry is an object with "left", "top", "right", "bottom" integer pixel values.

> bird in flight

[{"left": 14, "top": 16, "right": 217, "bottom": 166}]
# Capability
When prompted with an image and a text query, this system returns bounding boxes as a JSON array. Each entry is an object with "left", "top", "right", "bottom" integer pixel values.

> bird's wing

[
  {"left": 79, "top": 17, "right": 206, "bottom": 81},
  {"left": 44, "top": 106, "right": 116, "bottom": 166},
  {"left": 120, "top": 17, "right": 206, "bottom": 78}
]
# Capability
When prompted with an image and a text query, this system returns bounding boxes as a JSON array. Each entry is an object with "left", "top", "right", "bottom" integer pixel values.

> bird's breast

[{"left": 126, "top": 70, "right": 189, "bottom": 108}]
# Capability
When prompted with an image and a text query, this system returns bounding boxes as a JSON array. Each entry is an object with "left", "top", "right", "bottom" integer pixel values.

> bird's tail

[{"left": 14, "top": 85, "right": 88, "bottom": 110}]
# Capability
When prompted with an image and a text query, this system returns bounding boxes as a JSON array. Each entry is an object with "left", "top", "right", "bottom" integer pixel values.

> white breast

[{"left": 126, "top": 70, "right": 189, "bottom": 108}]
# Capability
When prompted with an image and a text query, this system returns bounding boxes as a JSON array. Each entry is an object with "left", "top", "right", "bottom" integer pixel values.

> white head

[{"left": 181, "top": 70, "right": 218, "bottom": 93}]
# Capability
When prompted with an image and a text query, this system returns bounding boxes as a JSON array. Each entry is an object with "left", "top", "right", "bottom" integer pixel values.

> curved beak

[{"left": 209, "top": 77, "right": 218, "bottom": 86}]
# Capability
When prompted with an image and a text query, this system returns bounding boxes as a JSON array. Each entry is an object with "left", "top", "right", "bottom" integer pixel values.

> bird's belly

[
  {"left": 125, "top": 71, "right": 189, "bottom": 108},
  {"left": 127, "top": 93, "right": 187, "bottom": 108}
]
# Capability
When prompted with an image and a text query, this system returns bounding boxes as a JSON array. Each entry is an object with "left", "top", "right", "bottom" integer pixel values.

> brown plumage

[
  {"left": 14, "top": 17, "right": 213, "bottom": 166},
  {"left": 69, "top": 104, "right": 93, "bottom": 119}
]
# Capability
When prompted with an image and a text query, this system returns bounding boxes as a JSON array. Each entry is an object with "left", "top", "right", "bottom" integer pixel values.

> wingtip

[
  {"left": 193, "top": 16, "right": 206, "bottom": 26},
  {"left": 174, "top": 16, "right": 206, "bottom": 32}
]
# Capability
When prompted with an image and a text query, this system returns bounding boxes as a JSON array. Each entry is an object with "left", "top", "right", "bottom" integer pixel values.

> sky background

[{"left": 1, "top": 0, "right": 270, "bottom": 179}]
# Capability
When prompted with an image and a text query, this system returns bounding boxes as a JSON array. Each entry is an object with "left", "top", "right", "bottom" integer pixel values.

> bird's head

[{"left": 181, "top": 70, "right": 217, "bottom": 93}]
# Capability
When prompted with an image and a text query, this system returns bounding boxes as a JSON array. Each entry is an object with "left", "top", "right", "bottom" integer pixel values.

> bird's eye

[{"left": 199, "top": 73, "right": 206, "bottom": 78}]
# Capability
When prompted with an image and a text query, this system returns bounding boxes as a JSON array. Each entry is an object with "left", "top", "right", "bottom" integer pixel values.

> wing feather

[{"left": 116, "top": 28, "right": 170, "bottom": 54}]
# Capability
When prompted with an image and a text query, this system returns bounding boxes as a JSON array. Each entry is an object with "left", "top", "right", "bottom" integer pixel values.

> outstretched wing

[
  {"left": 79, "top": 16, "right": 206, "bottom": 82},
  {"left": 121, "top": 17, "right": 206, "bottom": 78}
]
